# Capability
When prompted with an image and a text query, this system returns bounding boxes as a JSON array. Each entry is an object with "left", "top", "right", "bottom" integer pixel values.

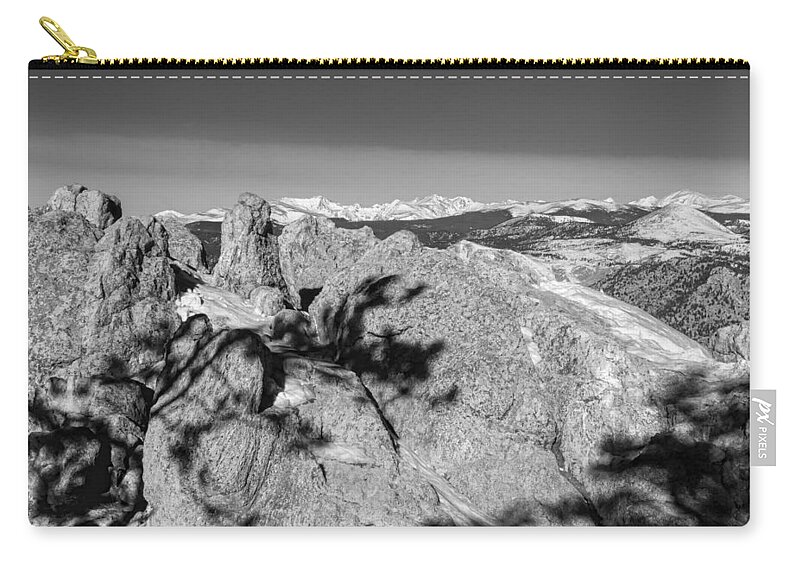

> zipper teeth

[{"left": 42, "top": 57, "right": 748, "bottom": 69}]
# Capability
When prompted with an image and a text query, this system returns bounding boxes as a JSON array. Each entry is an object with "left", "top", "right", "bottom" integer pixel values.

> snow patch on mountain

[
  {"left": 452, "top": 240, "right": 713, "bottom": 366},
  {"left": 541, "top": 279, "right": 712, "bottom": 365}
]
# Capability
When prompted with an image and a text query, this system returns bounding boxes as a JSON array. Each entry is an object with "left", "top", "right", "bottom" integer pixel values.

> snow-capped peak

[
  {"left": 155, "top": 189, "right": 750, "bottom": 227},
  {"left": 629, "top": 190, "right": 749, "bottom": 214},
  {"left": 629, "top": 195, "right": 659, "bottom": 209},
  {"left": 270, "top": 194, "right": 486, "bottom": 224},
  {"left": 155, "top": 207, "right": 229, "bottom": 223}
]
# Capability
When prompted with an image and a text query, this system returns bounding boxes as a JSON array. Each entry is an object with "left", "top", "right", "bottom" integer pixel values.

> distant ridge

[{"left": 624, "top": 203, "right": 742, "bottom": 243}]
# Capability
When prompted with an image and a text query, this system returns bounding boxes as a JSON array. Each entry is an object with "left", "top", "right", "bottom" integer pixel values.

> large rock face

[
  {"left": 144, "top": 315, "right": 437, "bottom": 526},
  {"left": 309, "top": 232, "right": 749, "bottom": 525},
  {"left": 212, "top": 193, "right": 286, "bottom": 299},
  {"left": 29, "top": 205, "right": 180, "bottom": 385},
  {"left": 278, "top": 215, "right": 379, "bottom": 308},
  {"left": 81, "top": 216, "right": 180, "bottom": 380},
  {"left": 47, "top": 184, "right": 122, "bottom": 230},
  {"left": 159, "top": 217, "right": 208, "bottom": 271},
  {"left": 28, "top": 209, "right": 101, "bottom": 387}
]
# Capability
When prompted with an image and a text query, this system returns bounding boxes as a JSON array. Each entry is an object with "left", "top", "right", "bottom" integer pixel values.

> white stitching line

[{"left": 29, "top": 74, "right": 750, "bottom": 80}]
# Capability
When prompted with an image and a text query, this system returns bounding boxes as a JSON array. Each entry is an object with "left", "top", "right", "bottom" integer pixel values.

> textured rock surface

[
  {"left": 212, "top": 193, "right": 286, "bottom": 299},
  {"left": 137, "top": 216, "right": 171, "bottom": 258},
  {"left": 709, "top": 321, "right": 750, "bottom": 362},
  {"left": 81, "top": 216, "right": 180, "bottom": 381},
  {"left": 160, "top": 217, "right": 208, "bottom": 271},
  {"left": 47, "top": 184, "right": 122, "bottom": 230},
  {"left": 144, "top": 315, "right": 437, "bottom": 526},
  {"left": 310, "top": 232, "right": 748, "bottom": 525},
  {"left": 28, "top": 375, "right": 152, "bottom": 524},
  {"left": 29, "top": 199, "right": 180, "bottom": 385},
  {"left": 30, "top": 375, "right": 152, "bottom": 441},
  {"left": 29, "top": 427, "right": 111, "bottom": 518},
  {"left": 278, "top": 215, "right": 379, "bottom": 308},
  {"left": 249, "top": 285, "right": 285, "bottom": 317},
  {"left": 28, "top": 209, "right": 101, "bottom": 387},
  {"left": 272, "top": 309, "right": 314, "bottom": 348}
]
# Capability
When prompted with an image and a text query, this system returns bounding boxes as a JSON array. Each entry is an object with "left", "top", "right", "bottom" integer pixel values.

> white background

[{"left": 3, "top": 1, "right": 794, "bottom": 568}]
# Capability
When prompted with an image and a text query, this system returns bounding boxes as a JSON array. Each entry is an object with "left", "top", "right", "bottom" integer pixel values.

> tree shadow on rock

[
  {"left": 539, "top": 372, "right": 750, "bottom": 526},
  {"left": 147, "top": 316, "right": 292, "bottom": 524},
  {"left": 317, "top": 275, "right": 445, "bottom": 403}
]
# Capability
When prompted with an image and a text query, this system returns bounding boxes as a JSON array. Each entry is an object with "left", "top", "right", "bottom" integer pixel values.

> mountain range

[{"left": 155, "top": 190, "right": 750, "bottom": 226}]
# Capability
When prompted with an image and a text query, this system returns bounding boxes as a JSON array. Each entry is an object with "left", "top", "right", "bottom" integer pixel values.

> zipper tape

[
  {"left": 29, "top": 57, "right": 750, "bottom": 70},
  {"left": 33, "top": 17, "right": 749, "bottom": 70}
]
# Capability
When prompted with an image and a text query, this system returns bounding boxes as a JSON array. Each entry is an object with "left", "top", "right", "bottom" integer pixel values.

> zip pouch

[{"left": 28, "top": 17, "right": 750, "bottom": 527}]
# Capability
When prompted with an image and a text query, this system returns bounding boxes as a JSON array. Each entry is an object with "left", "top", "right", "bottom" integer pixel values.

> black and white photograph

[{"left": 27, "top": 60, "right": 751, "bottom": 527}]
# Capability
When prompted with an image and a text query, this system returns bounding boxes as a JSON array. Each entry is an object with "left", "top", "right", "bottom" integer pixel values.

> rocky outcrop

[
  {"left": 212, "top": 193, "right": 286, "bottom": 299},
  {"left": 30, "top": 194, "right": 180, "bottom": 384},
  {"left": 160, "top": 217, "right": 208, "bottom": 271},
  {"left": 28, "top": 209, "right": 101, "bottom": 387},
  {"left": 144, "top": 315, "right": 437, "bottom": 525},
  {"left": 309, "top": 232, "right": 748, "bottom": 525},
  {"left": 81, "top": 216, "right": 180, "bottom": 381},
  {"left": 249, "top": 285, "right": 285, "bottom": 317},
  {"left": 278, "top": 216, "right": 379, "bottom": 308},
  {"left": 710, "top": 321, "right": 750, "bottom": 362},
  {"left": 272, "top": 309, "right": 314, "bottom": 348},
  {"left": 138, "top": 215, "right": 171, "bottom": 257},
  {"left": 47, "top": 184, "right": 122, "bottom": 230},
  {"left": 29, "top": 190, "right": 181, "bottom": 525}
]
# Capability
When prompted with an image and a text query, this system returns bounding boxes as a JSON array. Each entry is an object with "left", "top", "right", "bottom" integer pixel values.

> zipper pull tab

[{"left": 39, "top": 16, "right": 98, "bottom": 64}]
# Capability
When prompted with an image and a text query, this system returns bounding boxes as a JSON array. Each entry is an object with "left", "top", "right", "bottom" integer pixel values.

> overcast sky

[{"left": 29, "top": 72, "right": 748, "bottom": 216}]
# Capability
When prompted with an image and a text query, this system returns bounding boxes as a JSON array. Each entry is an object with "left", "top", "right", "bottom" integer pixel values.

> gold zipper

[
  {"left": 36, "top": 16, "right": 748, "bottom": 69},
  {"left": 39, "top": 17, "right": 98, "bottom": 65}
]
